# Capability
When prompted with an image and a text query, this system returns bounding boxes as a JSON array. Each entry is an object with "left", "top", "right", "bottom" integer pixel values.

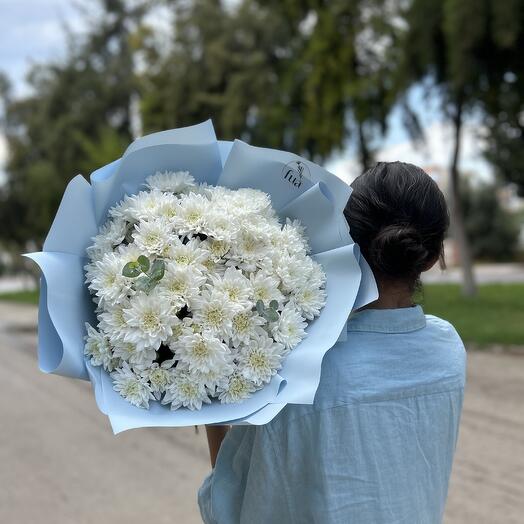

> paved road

[{"left": 1, "top": 302, "right": 522, "bottom": 523}]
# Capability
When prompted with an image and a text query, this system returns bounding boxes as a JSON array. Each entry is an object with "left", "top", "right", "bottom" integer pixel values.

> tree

[
  {"left": 461, "top": 180, "right": 520, "bottom": 261},
  {"left": 0, "top": 0, "right": 150, "bottom": 250},
  {"left": 397, "top": 0, "right": 524, "bottom": 295},
  {"left": 141, "top": 0, "right": 398, "bottom": 166}
]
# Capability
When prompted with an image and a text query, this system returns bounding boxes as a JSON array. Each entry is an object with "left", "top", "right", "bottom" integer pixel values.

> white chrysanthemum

[
  {"left": 132, "top": 218, "right": 175, "bottom": 257},
  {"left": 84, "top": 252, "right": 133, "bottom": 304},
  {"left": 109, "top": 190, "right": 162, "bottom": 222},
  {"left": 84, "top": 323, "right": 116, "bottom": 371},
  {"left": 238, "top": 333, "right": 285, "bottom": 385},
  {"left": 202, "top": 238, "right": 231, "bottom": 259},
  {"left": 141, "top": 362, "right": 174, "bottom": 399},
  {"left": 272, "top": 219, "right": 309, "bottom": 255},
  {"left": 112, "top": 340, "right": 157, "bottom": 369},
  {"left": 271, "top": 304, "right": 307, "bottom": 350},
  {"left": 114, "top": 243, "right": 144, "bottom": 265},
  {"left": 174, "top": 193, "right": 210, "bottom": 235},
  {"left": 175, "top": 332, "right": 231, "bottom": 374},
  {"left": 219, "top": 188, "right": 271, "bottom": 217},
  {"left": 111, "top": 363, "right": 155, "bottom": 409},
  {"left": 167, "top": 238, "right": 207, "bottom": 267},
  {"left": 97, "top": 301, "right": 129, "bottom": 342},
  {"left": 228, "top": 310, "right": 266, "bottom": 347},
  {"left": 203, "top": 208, "right": 238, "bottom": 240},
  {"left": 158, "top": 263, "right": 205, "bottom": 309},
  {"left": 86, "top": 219, "right": 127, "bottom": 262},
  {"left": 249, "top": 271, "right": 284, "bottom": 306},
  {"left": 165, "top": 318, "right": 194, "bottom": 349},
  {"left": 217, "top": 372, "right": 257, "bottom": 403},
  {"left": 153, "top": 192, "right": 181, "bottom": 222},
  {"left": 208, "top": 267, "right": 252, "bottom": 308},
  {"left": 191, "top": 362, "right": 234, "bottom": 391},
  {"left": 275, "top": 254, "right": 312, "bottom": 292},
  {"left": 231, "top": 223, "right": 270, "bottom": 261},
  {"left": 122, "top": 292, "right": 177, "bottom": 351},
  {"left": 191, "top": 290, "right": 239, "bottom": 336},
  {"left": 145, "top": 170, "right": 196, "bottom": 193},
  {"left": 162, "top": 369, "right": 211, "bottom": 410},
  {"left": 290, "top": 285, "right": 326, "bottom": 320}
]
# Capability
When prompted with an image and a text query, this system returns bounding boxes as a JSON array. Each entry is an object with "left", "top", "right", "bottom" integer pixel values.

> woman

[{"left": 198, "top": 161, "right": 466, "bottom": 524}]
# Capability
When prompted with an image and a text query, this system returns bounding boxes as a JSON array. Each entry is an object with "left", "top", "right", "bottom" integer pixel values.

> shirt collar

[{"left": 347, "top": 305, "right": 426, "bottom": 334}]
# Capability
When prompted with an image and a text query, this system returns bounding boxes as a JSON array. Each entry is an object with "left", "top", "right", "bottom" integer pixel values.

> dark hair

[{"left": 344, "top": 161, "right": 449, "bottom": 286}]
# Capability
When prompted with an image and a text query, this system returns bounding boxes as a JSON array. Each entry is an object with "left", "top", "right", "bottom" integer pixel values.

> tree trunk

[
  {"left": 448, "top": 97, "right": 477, "bottom": 297},
  {"left": 357, "top": 120, "right": 372, "bottom": 172}
]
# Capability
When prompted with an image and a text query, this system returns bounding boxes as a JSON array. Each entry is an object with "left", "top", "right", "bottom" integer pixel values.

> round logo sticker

[{"left": 281, "top": 160, "right": 311, "bottom": 189}]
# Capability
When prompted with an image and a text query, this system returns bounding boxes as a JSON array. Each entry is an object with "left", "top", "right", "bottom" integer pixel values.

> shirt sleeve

[{"left": 197, "top": 472, "right": 216, "bottom": 524}]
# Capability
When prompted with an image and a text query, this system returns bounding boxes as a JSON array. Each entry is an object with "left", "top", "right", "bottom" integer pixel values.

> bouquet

[
  {"left": 24, "top": 120, "right": 377, "bottom": 432},
  {"left": 84, "top": 174, "right": 327, "bottom": 410}
]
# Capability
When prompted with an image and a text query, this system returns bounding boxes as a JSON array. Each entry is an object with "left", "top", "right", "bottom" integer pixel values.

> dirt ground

[{"left": 0, "top": 302, "right": 522, "bottom": 524}]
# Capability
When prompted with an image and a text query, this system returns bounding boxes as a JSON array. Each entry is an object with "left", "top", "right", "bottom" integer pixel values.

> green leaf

[
  {"left": 256, "top": 299, "right": 265, "bottom": 316},
  {"left": 135, "top": 275, "right": 159, "bottom": 294},
  {"left": 122, "top": 261, "right": 141, "bottom": 278},
  {"left": 137, "top": 255, "right": 150, "bottom": 273},
  {"left": 265, "top": 309, "right": 279, "bottom": 323},
  {"left": 148, "top": 259, "right": 165, "bottom": 283},
  {"left": 269, "top": 299, "right": 279, "bottom": 310}
]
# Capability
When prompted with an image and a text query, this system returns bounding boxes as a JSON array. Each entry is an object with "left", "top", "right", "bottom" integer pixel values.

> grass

[
  {"left": 0, "top": 284, "right": 523, "bottom": 347},
  {"left": 0, "top": 289, "right": 39, "bottom": 305},
  {"left": 419, "top": 283, "right": 524, "bottom": 346}
]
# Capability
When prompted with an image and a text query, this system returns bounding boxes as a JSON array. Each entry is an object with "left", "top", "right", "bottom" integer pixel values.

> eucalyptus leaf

[
  {"left": 137, "top": 255, "right": 150, "bottom": 273},
  {"left": 122, "top": 261, "right": 141, "bottom": 278},
  {"left": 256, "top": 299, "right": 265, "bottom": 316},
  {"left": 149, "top": 259, "right": 165, "bottom": 282},
  {"left": 265, "top": 309, "right": 280, "bottom": 323},
  {"left": 269, "top": 299, "right": 279, "bottom": 310},
  {"left": 135, "top": 276, "right": 159, "bottom": 294}
]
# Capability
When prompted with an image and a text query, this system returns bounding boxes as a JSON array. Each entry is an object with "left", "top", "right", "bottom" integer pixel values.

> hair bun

[{"left": 369, "top": 225, "right": 429, "bottom": 279}]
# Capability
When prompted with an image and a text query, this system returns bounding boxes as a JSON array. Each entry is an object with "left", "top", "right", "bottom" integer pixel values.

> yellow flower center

[
  {"left": 205, "top": 306, "right": 224, "bottom": 327},
  {"left": 192, "top": 340, "right": 209, "bottom": 359},
  {"left": 233, "top": 313, "right": 250, "bottom": 333},
  {"left": 142, "top": 311, "right": 161, "bottom": 332},
  {"left": 248, "top": 351, "right": 267, "bottom": 370}
]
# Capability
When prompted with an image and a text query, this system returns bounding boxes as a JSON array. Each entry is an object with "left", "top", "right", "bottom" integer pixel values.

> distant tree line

[{"left": 0, "top": 0, "right": 522, "bottom": 294}]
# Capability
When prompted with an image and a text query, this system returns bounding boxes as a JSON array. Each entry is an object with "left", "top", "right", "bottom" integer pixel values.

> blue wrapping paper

[{"left": 24, "top": 120, "right": 378, "bottom": 433}]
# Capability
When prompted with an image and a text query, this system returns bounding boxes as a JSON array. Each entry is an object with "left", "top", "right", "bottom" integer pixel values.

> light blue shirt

[{"left": 198, "top": 306, "right": 466, "bottom": 523}]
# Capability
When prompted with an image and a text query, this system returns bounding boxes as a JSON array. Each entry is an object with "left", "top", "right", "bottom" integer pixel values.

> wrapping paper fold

[{"left": 24, "top": 119, "right": 378, "bottom": 433}]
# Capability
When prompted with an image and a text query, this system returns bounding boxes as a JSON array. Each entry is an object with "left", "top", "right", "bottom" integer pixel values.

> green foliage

[
  {"left": 123, "top": 255, "right": 165, "bottom": 294},
  {"left": 255, "top": 299, "right": 279, "bottom": 322},
  {"left": 420, "top": 283, "right": 524, "bottom": 346},
  {"left": 141, "top": 0, "right": 397, "bottom": 164},
  {"left": 461, "top": 181, "right": 520, "bottom": 261},
  {"left": 0, "top": 0, "right": 149, "bottom": 249}
]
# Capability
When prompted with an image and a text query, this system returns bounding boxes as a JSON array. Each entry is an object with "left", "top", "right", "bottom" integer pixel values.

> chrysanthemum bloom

[
  {"left": 238, "top": 333, "right": 285, "bottom": 385},
  {"left": 122, "top": 292, "right": 177, "bottom": 351},
  {"left": 162, "top": 369, "right": 211, "bottom": 410},
  {"left": 111, "top": 363, "right": 155, "bottom": 409}
]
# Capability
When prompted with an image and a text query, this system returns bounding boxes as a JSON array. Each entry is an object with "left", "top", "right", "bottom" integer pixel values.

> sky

[{"left": 0, "top": 0, "right": 493, "bottom": 185}]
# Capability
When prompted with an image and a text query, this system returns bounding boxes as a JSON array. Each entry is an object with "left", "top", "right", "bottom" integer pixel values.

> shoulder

[
  {"left": 424, "top": 314, "right": 466, "bottom": 357},
  {"left": 417, "top": 313, "right": 467, "bottom": 385}
]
